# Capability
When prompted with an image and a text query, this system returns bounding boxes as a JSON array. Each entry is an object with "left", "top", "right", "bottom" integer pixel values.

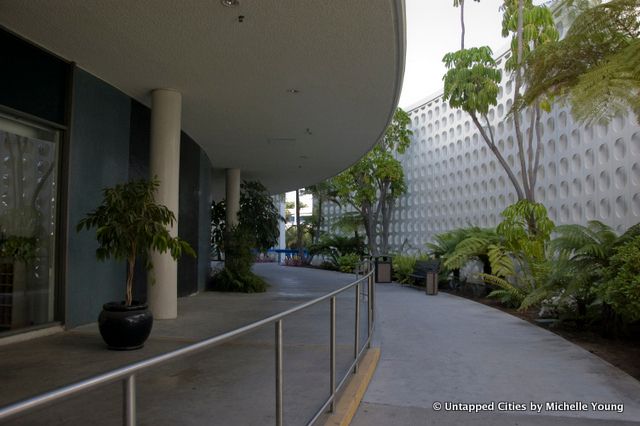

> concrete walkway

[
  {"left": 352, "top": 284, "right": 640, "bottom": 426},
  {"left": 0, "top": 264, "right": 369, "bottom": 426}
]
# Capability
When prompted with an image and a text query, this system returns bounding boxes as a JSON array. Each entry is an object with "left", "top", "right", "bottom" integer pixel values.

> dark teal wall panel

[
  {"left": 198, "top": 151, "right": 212, "bottom": 292},
  {"left": 66, "top": 68, "right": 130, "bottom": 327},
  {"left": 128, "top": 100, "right": 151, "bottom": 301},
  {"left": 178, "top": 134, "right": 200, "bottom": 297}
]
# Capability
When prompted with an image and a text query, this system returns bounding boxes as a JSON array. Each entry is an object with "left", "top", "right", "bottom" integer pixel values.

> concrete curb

[{"left": 323, "top": 348, "right": 381, "bottom": 426}]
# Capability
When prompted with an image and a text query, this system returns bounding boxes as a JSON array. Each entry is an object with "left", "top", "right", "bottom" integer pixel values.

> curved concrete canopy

[{"left": 0, "top": 0, "right": 405, "bottom": 194}]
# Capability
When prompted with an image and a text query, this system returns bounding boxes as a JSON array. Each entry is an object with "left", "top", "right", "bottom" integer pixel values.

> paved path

[
  {"left": 352, "top": 284, "right": 640, "bottom": 426},
  {"left": 0, "top": 264, "right": 368, "bottom": 426}
]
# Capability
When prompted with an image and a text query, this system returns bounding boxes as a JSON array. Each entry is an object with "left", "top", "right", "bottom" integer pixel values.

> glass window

[{"left": 0, "top": 114, "right": 59, "bottom": 332}]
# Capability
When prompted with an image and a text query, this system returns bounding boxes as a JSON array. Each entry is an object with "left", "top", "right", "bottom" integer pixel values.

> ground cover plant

[{"left": 424, "top": 201, "right": 640, "bottom": 338}]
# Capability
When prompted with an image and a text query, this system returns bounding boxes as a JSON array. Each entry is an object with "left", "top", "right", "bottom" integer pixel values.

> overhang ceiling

[{"left": 0, "top": 0, "right": 405, "bottom": 194}]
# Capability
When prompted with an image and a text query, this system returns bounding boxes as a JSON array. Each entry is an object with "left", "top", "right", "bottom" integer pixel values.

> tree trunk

[
  {"left": 531, "top": 105, "right": 543, "bottom": 192},
  {"left": 126, "top": 251, "right": 136, "bottom": 306},
  {"left": 470, "top": 112, "right": 525, "bottom": 200},
  {"left": 512, "top": 0, "right": 534, "bottom": 202},
  {"left": 460, "top": 0, "right": 465, "bottom": 50},
  {"left": 315, "top": 198, "right": 323, "bottom": 244},
  {"left": 296, "top": 189, "right": 303, "bottom": 257},
  {"left": 380, "top": 194, "right": 394, "bottom": 255},
  {"left": 362, "top": 201, "right": 377, "bottom": 256}
]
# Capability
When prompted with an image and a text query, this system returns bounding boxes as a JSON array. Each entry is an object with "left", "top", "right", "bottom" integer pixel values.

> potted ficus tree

[{"left": 77, "top": 178, "right": 195, "bottom": 350}]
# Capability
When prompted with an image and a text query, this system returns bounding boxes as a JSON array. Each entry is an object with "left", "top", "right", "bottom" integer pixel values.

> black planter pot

[{"left": 98, "top": 301, "right": 153, "bottom": 350}]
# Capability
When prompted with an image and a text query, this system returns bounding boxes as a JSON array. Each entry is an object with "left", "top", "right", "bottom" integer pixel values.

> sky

[{"left": 399, "top": 0, "right": 511, "bottom": 109}]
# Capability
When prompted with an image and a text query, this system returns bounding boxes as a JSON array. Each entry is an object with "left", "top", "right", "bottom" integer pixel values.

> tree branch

[{"left": 472, "top": 112, "right": 525, "bottom": 200}]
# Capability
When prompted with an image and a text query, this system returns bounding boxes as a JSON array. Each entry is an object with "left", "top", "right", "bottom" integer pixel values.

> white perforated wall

[{"left": 323, "top": 48, "right": 640, "bottom": 252}]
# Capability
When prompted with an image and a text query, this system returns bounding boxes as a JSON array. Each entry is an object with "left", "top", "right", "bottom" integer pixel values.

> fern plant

[
  {"left": 443, "top": 227, "right": 500, "bottom": 274},
  {"left": 523, "top": 0, "right": 640, "bottom": 125},
  {"left": 479, "top": 201, "right": 555, "bottom": 309}
]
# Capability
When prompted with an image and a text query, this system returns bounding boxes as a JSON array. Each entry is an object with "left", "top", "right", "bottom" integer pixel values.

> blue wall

[
  {"left": 198, "top": 151, "right": 212, "bottom": 292},
  {"left": 66, "top": 69, "right": 131, "bottom": 327}
]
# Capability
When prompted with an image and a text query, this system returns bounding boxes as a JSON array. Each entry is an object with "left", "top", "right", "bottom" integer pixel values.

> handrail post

[
  {"left": 123, "top": 375, "right": 136, "bottom": 426},
  {"left": 275, "top": 320, "right": 283, "bottom": 426},
  {"left": 370, "top": 262, "right": 375, "bottom": 324},
  {"left": 367, "top": 273, "right": 372, "bottom": 349},
  {"left": 330, "top": 296, "right": 336, "bottom": 412},
  {"left": 354, "top": 283, "right": 360, "bottom": 374}
]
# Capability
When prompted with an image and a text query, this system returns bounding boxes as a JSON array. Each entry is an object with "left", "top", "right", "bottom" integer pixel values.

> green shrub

[
  {"left": 337, "top": 253, "right": 361, "bottom": 273},
  {"left": 309, "top": 234, "right": 365, "bottom": 270},
  {"left": 598, "top": 235, "right": 640, "bottom": 324},
  {"left": 393, "top": 254, "right": 417, "bottom": 284},
  {"left": 210, "top": 226, "right": 267, "bottom": 293}
]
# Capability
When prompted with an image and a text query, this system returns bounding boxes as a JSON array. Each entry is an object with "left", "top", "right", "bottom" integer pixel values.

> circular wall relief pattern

[
  {"left": 375, "top": 61, "right": 640, "bottom": 252},
  {"left": 611, "top": 114, "right": 627, "bottom": 132},
  {"left": 559, "top": 111, "right": 567, "bottom": 128},
  {"left": 597, "top": 122, "right": 608, "bottom": 139},
  {"left": 560, "top": 157, "right": 569, "bottom": 175},
  {"left": 615, "top": 196, "right": 627, "bottom": 218},
  {"left": 599, "top": 171, "right": 611, "bottom": 191},
  {"left": 599, "top": 198, "right": 611, "bottom": 219},
  {"left": 632, "top": 163, "right": 640, "bottom": 185},
  {"left": 560, "top": 181, "right": 569, "bottom": 198},
  {"left": 572, "top": 203, "right": 582, "bottom": 222},
  {"left": 585, "top": 148, "right": 595, "bottom": 169},
  {"left": 633, "top": 194, "right": 640, "bottom": 216},
  {"left": 598, "top": 143, "right": 610, "bottom": 164},
  {"left": 586, "top": 200, "right": 596, "bottom": 220},
  {"left": 614, "top": 138, "right": 626, "bottom": 160},
  {"left": 548, "top": 139, "right": 556, "bottom": 154},
  {"left": 571, "top": 129, "right": 580, "bottom": 147},
  {"left": 560, "top": 134, "right": 568, "bottom": 151},
  {"left": 631, "top": 132, "right": 640, "bottom": 156},
  {"left": 572, "top": 178, "right": 582, "bottom": 196},
  {"left": 571, "top": 154, "right": 581, "bottom": 173},
  {"left": 614, "top": 167, "right": 627, "bottom": 189}
]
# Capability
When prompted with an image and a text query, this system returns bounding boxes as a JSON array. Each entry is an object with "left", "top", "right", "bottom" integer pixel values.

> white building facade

[{"left": 324, "top": 48, "right": 640, "bottom": 253}]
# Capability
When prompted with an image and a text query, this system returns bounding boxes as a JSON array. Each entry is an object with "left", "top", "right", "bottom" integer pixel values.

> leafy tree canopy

[
  {"left": 523, "top": 0, "right": 640, "bottom": 124},
  {"left": 78, "top": 178, "right": 195, "bottom": 305},
  {"left": 238, "top": 180, "right": 283, "bottom": 252},
  {"left": 211, "top": 180, "right": 283, "bottom": 254},
  {"left": 331, "top": 108, "right": 412, "bottom": 255},
  {"left": 442, "top": 47, "right": 502, "bottom": 115}
]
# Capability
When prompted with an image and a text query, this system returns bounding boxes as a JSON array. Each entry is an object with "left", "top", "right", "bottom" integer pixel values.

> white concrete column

[
  {"left": 225, "top": 168, "right": 241, "bottom": 228},
  {"left": 149, "top": 89, "right": 181, "bottom": 319}
]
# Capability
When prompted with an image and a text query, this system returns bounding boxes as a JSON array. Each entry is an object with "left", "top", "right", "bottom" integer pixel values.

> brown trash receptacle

[
  {"left": 375, "top": 256, "right": 392, "bottom": 283},
  {"left": 424, "top": 260, "right": 440, "bottom": 295}
]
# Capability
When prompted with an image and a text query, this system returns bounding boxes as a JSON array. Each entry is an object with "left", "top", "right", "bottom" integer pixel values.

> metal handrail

[{"left": 0, "top": 260, "right": 376, "bottom": 426}]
